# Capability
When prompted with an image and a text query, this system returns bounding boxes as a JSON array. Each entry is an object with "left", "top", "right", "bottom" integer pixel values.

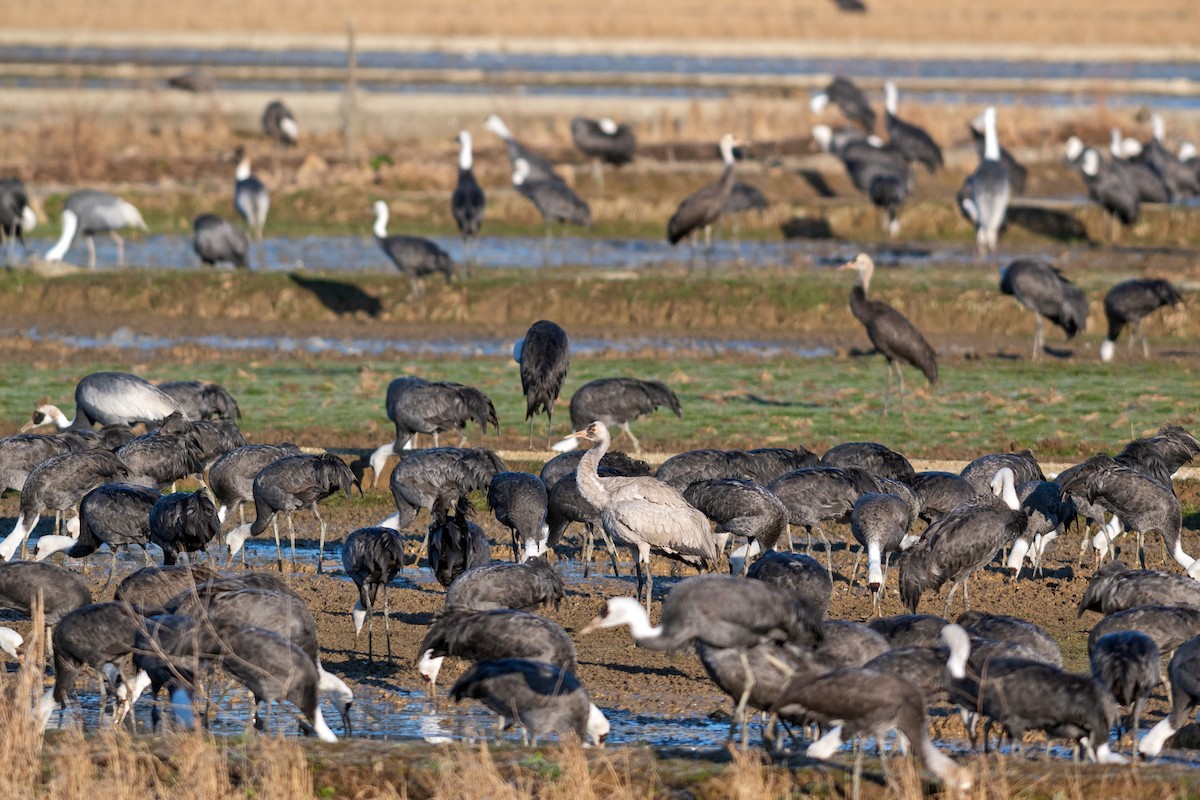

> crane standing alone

[
  {"left": 233, "top": 150, "right": 269, "bottom": 245},
  {"left": 44, "top": 190, "right": 147, "bottom": 268},
  {"left": 514, "top": 320, "right": 570, "bottom": 448},
  {"left": 667, "top": 133, "right": 739, "bottom": 267},
  {"left": 999, "top": 259, "right": 1088, "bottom": 360},
  {"left": 959, "top": 107, "right": 1010, "bottom": 257},
  {"left": 373, "top": 201, "right": 456, "bottom": 295},
  {"left": 1102, "top": 278, "right": 1182, "bottom": 362},
  {"left": 451, "top": 131, "right": 486, "bottom": 263}
]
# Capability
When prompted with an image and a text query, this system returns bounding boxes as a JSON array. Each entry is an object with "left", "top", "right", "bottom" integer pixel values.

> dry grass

[{"left": 9, "top": 0, "right": 1200, "bottom": 49}]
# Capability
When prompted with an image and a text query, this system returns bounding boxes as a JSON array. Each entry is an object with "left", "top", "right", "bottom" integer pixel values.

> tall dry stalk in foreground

[{"left": 0, "top": 596, "right": 45, "bottom": 796}]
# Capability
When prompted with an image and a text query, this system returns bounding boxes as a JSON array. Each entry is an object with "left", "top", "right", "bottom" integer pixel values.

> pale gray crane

[
  {"left": 959, "top": 107, "right": 1010, "bottom": 257},
  {"left": 44, "top": 189, "right": 147, "bottom": 267},
  {"left": 23, "top": 371, "right": 184, "bottom": 432},
  {"left": 233, "top": 149, "right": 269, "bottom": 244}
]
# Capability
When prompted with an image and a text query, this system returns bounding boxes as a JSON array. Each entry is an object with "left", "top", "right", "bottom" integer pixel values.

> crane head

[
  {"left": 580, "top": 596, "right": 651, "bottom": 636},
  {"left": 585, "top": 704, "right": 610, "bottom": 747},
  {"left": 565, "top": 420, "right": 609, "bottom": 445},
  {"left": 839, "top": 252, "right": 873, "bottom": 274}
]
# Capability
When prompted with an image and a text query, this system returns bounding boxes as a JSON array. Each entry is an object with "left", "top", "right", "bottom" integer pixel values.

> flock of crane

[
  {"left": 4, "top": 75, "right": 1199, "bottom": 278},
  {"left": 1, "top": 312, "right": 1200, "bottom": 787}
]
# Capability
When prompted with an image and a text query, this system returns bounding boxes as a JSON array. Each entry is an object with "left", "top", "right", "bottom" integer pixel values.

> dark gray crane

[
  {"left": 1087, "top": 605, "right": 1200, "bottom": 662},
  {"left": 0, "top": 433, "right": 86, "bottom": 496},
  {"left": 384, "top": 447, "right": 507, "bottom": 536},
  {"left": 451, "top": 658, "right": 609, "bottom": 746},
  {"left": 0, "top": 448, "right": 129, "bottom": 561},
  {"left": 841, "top": 253, "right": 937, "bottom": 412},
  {"left": 514, "top": 320, "right": 570, "bottom": 448},
  {"left": 451, "top": 130, "right": 486, "bottom": 262},
  {"left": 666, "top": 133, "right": 739, "bottom": 266},
  {"left": 696, "top": 641, "right": 813, "bottom": 745},
  {"left": 1109, "top": 128, "right": 1170, "bottom": 203},
  {"left": 970, "top": 114, "right": 1027, "bottom": 194},
  {"left": 851, "top": 490, "right": 918, "bottom": 613},
  {"left": 372, "top": 201, "right": 456, "bottom": 295},
  {"left": 511, "top": 158, "right": 592, "bottom": 262},
  {"left": 1090, "top": 630, "right": 1160, "bottom": 741},
  {"left": 745, "top": 551, "right": 833, "bottom": 620},
  {"left": 1139, "top": 635, "right": 1200, "bottom": 757},
  {"left": 821, "top": 440, "right": 915, "bottom": 483},
  {"left": 1005, "top": 479, "right": 1075, "bottom": 578},
  {"left": 39, "top": 483, "right": 161, "bottom": 576},
  {"left": 655, "top": 446, "right": 819, "bottom": 492},
  {"left": 115, "top": 422, "right": 204, "bottom": 488},
  {"left": 959, "top": 107, "right": 1010, "bottom": 257},
  {"left": 484, "top": 114, "right": 560, "bottom": 182},
  {"left": 682, "top": 478, "right": 788, "bottom": 572},
  {"left": 883, "top": 81, "right": 942, "bottom": 172},
  {"left": 192, "top": 214, "right": 248, "bottom": 269},
  {"left": 571, "top": 116, "right": 636, "bottom": 189},
  {"left": 899, "top": 467, "right": 1026, "bottom": 614},
  {"left": 955, "top": 610, "right": 1062, "bottom": 666},
  {"left": 999, "top": 259, "right": 1087, "bottom": 359},
  {"left": 552, "top": 377, "right": 681, "bottom": 454},
  {"left": 233, "top": 149, "right": 269, "bottom": 244},
  {"left": 113, "top": 564, "right": 217, "bottom": 612},
  {"left": 810, "top": 76, "right": 876, "bottom": 132},
  {"left": 427, "top": 497, "right": 491, "bottom": 587},
  {"left": 1142, "top": 114, "right": 1200, "bottom": 200},
  {"left": 868, "top": 613, "right": 948, "bottom": 649},
  {"left": 416, "top": 608, "right": 576, "bottom": 691},
  {"left": 368, "top": 376, "right": 499, "bottom": 487},
  {"left": 208, "top": 443, "right": 301, "bottom": 524},
  {"left": 445, "top": 557, "right": 564, "bottom": 612},
  {"left": 541, "top": 448, "right": 650, "bottom": 489},
  {"left": 44, "top": 189, "right": 147, "bottom": 267},
  {"left": 814, "top": 619, "right": 890, "bottom": 670},
  {"left": 261, "top": 99, "right": 299, "bottom": 146},
  {"left": 959, "top": 450, "right": 1045, "bottom": 495},
  {"left": 149, "top": 490, "right": 220, "bottom": 566},
  {"left": 0, "top": 561, "right": 91, "bottom": 627},
  {"left": 0, "top": 176, "right": 37, "bottom": 265},
  {"left": 488, "top": 471, "right": 549, "bottom": 561},
  {"left": 23, "top": 371, "right": 185, "bottom": 432},
  {"left": 565, "top": 420, "right": 715, "bottom": 610},
  {"left": 1070, "top": 143, "right": 1140, "bottom": 239},
  {"left": 224, "top": 453, "right": 360, "bottom": 572},
  {"left": 813, "top": 124, "right": 912, "bottom": 238},
  {"left": 941, "top": 624, "right": 1123, "bottom": 762},
  {"left": 341, "top": 525, "right": 406, "bottom": 662},
  {"left": 1078, "top": 560, "right": 1200, "bottom": 616},
  {"left": 910, "top": 471, "right": 975, "bottom": 525},
  {"left": 767, "top": 465, "right": 878, "bottom": 566},
  {"left": 158, "top": 380, "right": 241, "bottom": 421},
  {"left": 1102, "top": 278, "right": 1182, "bottom": 362}
]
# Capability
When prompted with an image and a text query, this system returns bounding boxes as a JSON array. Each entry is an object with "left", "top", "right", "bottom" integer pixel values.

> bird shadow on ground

[
  {"left": 780, "top": 216, "right": 834, "bottom": 240},
  {"left": 796, "top": 169, "right": 837, "bottom": 198},
  {"left": 289, "top": 274, "right": 383, "bottom": 317},
  {"left": 739, "top": 393, "right": 822, "bottom": 409},
  {"left": 579, "top": 660, "right": 691, "bottom": 679},
  {"left": 1005, "top": 204, "right": 1091, "bottom": 244},
  {"left": 1040, "top": 345, "right": 1079, "bottom": 360},
  {"left": 396, "top": 610, "right": 437, "bottom": 627}
]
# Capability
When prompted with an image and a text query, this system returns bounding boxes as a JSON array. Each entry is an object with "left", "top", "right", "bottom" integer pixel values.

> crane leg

[
  {"left": 366, "top": 600, "right": 374, "bottom": 663},
  {"left": 314, "top": 507, "right": 327, "bottom": 573},
  {"left": 1033, "top": 314, "right": 1044, "bottom": 359},
  {"left": 942, "top": 582, "right": 960, "bottom": 618},
  {"left": 592, "top": 158, "right": 604, "bottom": 190},
  {"left": 545, "top": 413, "right": 554, "bottom": 449},
  {"left": 87, "top": 235, "right": 96, "bottom": 268},
  {"left": 882, "top": 361, "right": 893, "bottom": 416},
  {"left": 1138, "top": 321, "right": 1150, "bottom": 359},
  {"left": 735, "top": 651, "right": 756, "bottom": 750},
  {"left": 111, "top": 232, "right": 125, "bottom": 267},
  {"left": 602, "top": 529, "right": 622, "bottom": 577},
  {"left": 272, "top": 515, "right": 282, "bottom": 571},
  {"left": 620, "top": 421, "right": 642, "bottom": 453},
  {"left": 287, "top": 513, "right": 297, "bottom": 569},
  {"left": 527, "top": 418, "right": 535, "bottom": 450},
  {"left": 384, "top": 585, "right": 393, "bottom": 663}
]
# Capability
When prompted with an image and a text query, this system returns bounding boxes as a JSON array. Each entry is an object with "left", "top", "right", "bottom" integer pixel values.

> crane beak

[
  {"left": 566, "top": 429, "right": 590, "bottom": 440},
  {"left": 18, "top": 420, "right": 36, "bottom": 433},
  {"left": 579, "top": 615, "right": 605, "bottom": 636}
]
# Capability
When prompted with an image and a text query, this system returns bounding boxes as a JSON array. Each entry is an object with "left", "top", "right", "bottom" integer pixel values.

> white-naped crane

[
  {"left": 1102, "top": 278, "right": 1182, "bottom": 362},
  {"left": 841, "top": 253, "right": 938, "bottom": 412},
  {"left": 23, "top": 371, "right": 185, "bottom": 432},
  {"left": 341, "top": 526, "right": 406, "bottom": 662},
  {"left": 44, "top": 189, "right": 147, "bottom": 268},
  {"left": 514, "top": 320, "right": 570, "bottom": 448},
  {"left": 666, "top": 133, "right": 739, "bottom": 268},
  {"left": 999, "top": 258, "right": 1088, "bottom": 360},
  {"left": 261, "top": 99, "right": 299, "bottom": 146}
]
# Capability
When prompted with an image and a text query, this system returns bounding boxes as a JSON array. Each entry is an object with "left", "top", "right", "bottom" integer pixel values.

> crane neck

[
  {"left": 718, "top": 137, "right": 736, "bottom": 167},
  {"left": 1151, "top": 114, "right": 1165, "bottom": 143},
  {"left": 373, "top": 205, "right": 389, "bottom": 238},
  {"left": 46, "top": 406, "right": 73, "bottom": 431},
  {"left": 982, "top": 108, "right": 1000, "bottom": 162},
  {"left": 884, "top": 82, "right": 898, "bottom": 116},
  {"left": 44, "top": 209, "right": 78, "bottom": 263},
  {"left": 235, "top": 158, "right": 252, "bottom": 181},
  {"left": 574, "top": 437, "right": 611, "bottom": 513},
  {"left": 458, "top": 133, "right": 474, "bottom": 171}
]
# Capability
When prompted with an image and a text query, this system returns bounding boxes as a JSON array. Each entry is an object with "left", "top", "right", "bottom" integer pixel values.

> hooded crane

[
  {"left": 261, "top": 100, "right": 299, "bottom": 146},
  {"left": 959, "top": 107, "right": 1010, "bottom": 257},
  {"left": 373, "top": 201, "right": 456, "bottom": 295},
  {"left": 571, "top": 116, "right": 635, "bottom": 189},
  {"left": 767, "top": 466, "right": 879, "bottom": 567},
  {"left": 567, "top": 420, "right": 717, "bottom": 610},
  {"left": 1102, "top": 278, "right": 1181, "bottom": 362},
  {"left": 427, "top": 497, "right": 491, "bottom": 587},
  {"left": 1139, "top": 635, "right": 1200, "bottom": 757},
  {"left": 910, "top": 470, "right": 975, "bottom": 525},
  {"left": 149, "top": 490, "right": 221, "bottom": 566},
  {"left": 1141, "top": 114, "right": 1200, "bottom": 200},
  {"left": 0, "top": 176, "right": 37, "bottom": 265},
  {"left": 821, "top": 440, "right": 915, "bottom": 483},
  {"left": 960, "top": 450, "right": 1046, "bottom": 495},
  {"left": 746, "top": 551, "right": 833, "bottom": 621},
  {"left": 225, "top": 453, "right": 360, "bottom": 572},
  {"left": 812, "top": 124, "right": 911, "bottom": 238},
  {"left": 33, "top": 483, "right": 160, "bottom": 576},
  {"left": 551, "top": 377, "right": 681, "bottom": 453},
  {"left": 941, "top": 624, "right": 1124, "bottom": 763},
  {"left": 383, "top": 447, "right": 507, "bottom": 535},
  {"left": 682, "top": 478, "right": 788, "bottom": 573},
  {"left": 841, "top": 253, "right": 938, "bottom": 412},
  {"left": 417, "top": 607, "right": 577, "bottom": 691},
  {"left": 452, "top": 658, "right": 609, "bottom": 747},
  {"left": 192, "top": 214, "right": 248, "bottom": 269},
  {"left": 971, "top": 114, "right": 1027, "bottom": 194},
  {"left": 851, "top": 490, "right": 918, "bottom": 613},
  {"left": 0, "top": 432, "right": 88, "bottom": 496},
  {"left": 233, "top": 149, "right": 269, "bottom": 245},
  {"left": 999, "top": 259, "right": 1088, "bottom": 359},
  {"left": 114, "top": 421, "right": 204, "bottom": 488},
  {"left": 883, "top": 81, "right": 942, "bottom": 172},
  {"left": 0, "top": 561, "right": 91, "bottom": 628},
  {"left": 488, "top": 471, "right": 549, "bottom": 561},
  {"left": 0, "top": 449, "right": 129, "bottom": 561},
  {"left": 44, "top": 189, "right": 147, "bottom": 268},
  {"left": 112, "top": 564, "right": 217, "bottom": 614},
  {"left": 25, "top": 371, "right": 185, "bottom": 431},
  {"left": 582, "top": 573, "right": 823, "bottom": 731},
  {"left": 158, "top": 380, "right": 240, "bottom": 422},
  {"left": 810, "top": 76, "right": 876, "bottom": 132},
  {"left": 1078, "top": 560, "right": 1200, "bottom": 616},
  {"left": 1005, "top": 480, "right": 1076, "bottom": 578},
  {"left": 1058, "top": 453, "right": 1194, "bottom": 576},
  {"left": 1108, "top": 128, "right": 1169, "bottom": 203},
  {"left": 451, "top": 131, "right": 486, "bottom": 262},
  {"left": 666, "top": 133, "right": 739, "bottom": 266},
  {"left": 898, "top": 468, "right": 1026, "bottom": 614},
  {"left": 484, "top": 114, "right": 559, "bottom": 182},
  {"left": 514, "top": 320, "right": 570, "bottom": 448},
  {"left": 208, "top": 443, "right": 302, "bottom": 524},
  {"left": 511, "top": 157, "right": 591, "bottom": 263},
  {"left": 341, "top": 526, "right": 406, "bottom": 662},
  {"left": 367, "top": 376, "right": 499, "bottom": 488},
  {"left": 444, "top": 556, "right": 565, "bottom": 612},
  {"left": 656, "top": 446, "right": 819, "bottom": 491},
  {"left": 1090, "top": 630, "right": 1160, "bottom": 741},
  {"left": 1070, "top": 144, "right": 1140, "bottom": 240}
]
